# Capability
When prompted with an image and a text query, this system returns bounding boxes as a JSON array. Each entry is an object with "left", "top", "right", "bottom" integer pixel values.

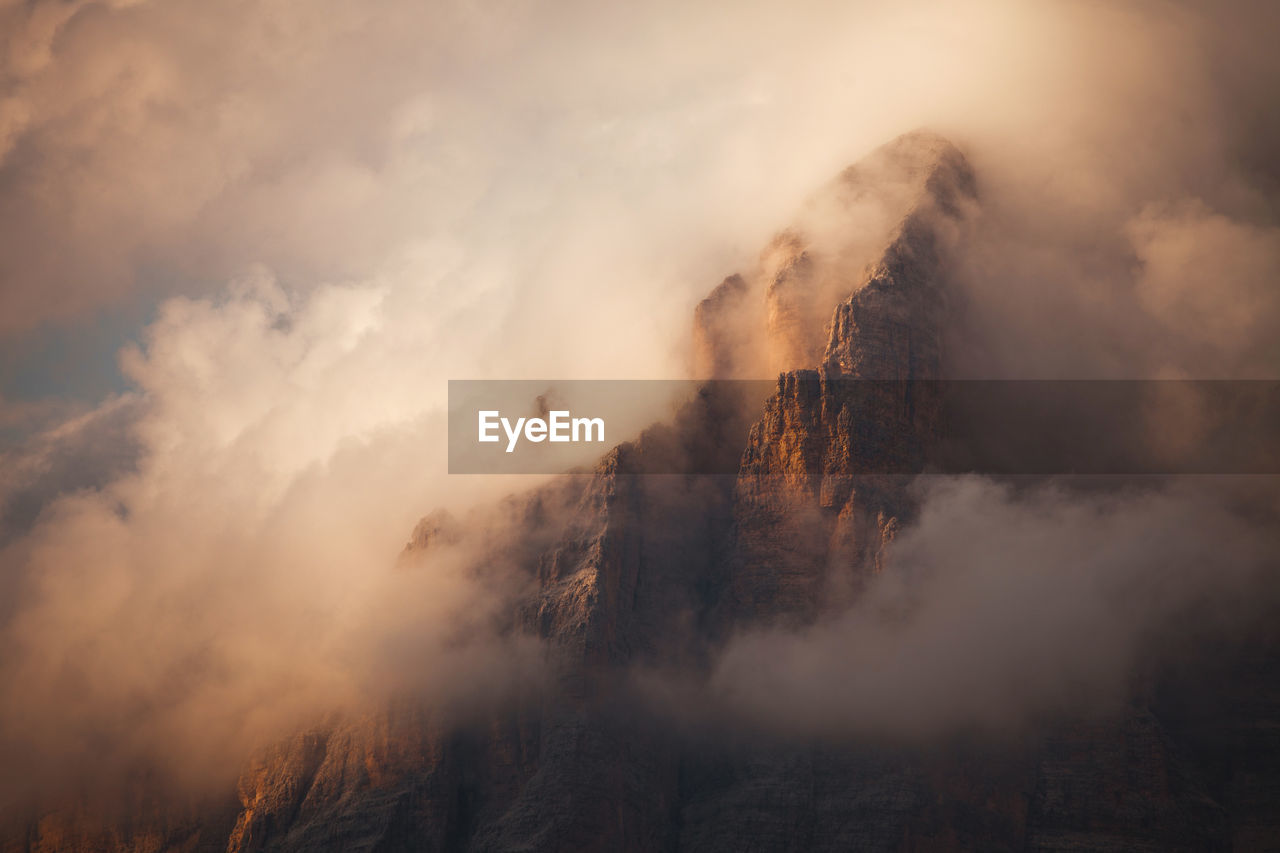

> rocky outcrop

[
  {"left": 208, "top": 130, "right": 984, "bottom": 853},
  {"left": 691, "top": 129, "right": 974, "bottom": 381},
  {"left": 723, "top": 130, "right": 971, "bottom": 626},
  {"left": 692, "top": 274, "right": 751, "bottom": 379}
]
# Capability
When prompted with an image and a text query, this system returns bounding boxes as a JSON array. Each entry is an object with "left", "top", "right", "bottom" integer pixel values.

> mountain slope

[{"left": 8, "top": 130, "right": 1279, "bottom": 853}]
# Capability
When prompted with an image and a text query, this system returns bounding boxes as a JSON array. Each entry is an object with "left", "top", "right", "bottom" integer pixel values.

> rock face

[
  {"left": 6, "top": 130, "right": 1280, "bottom": 852},
  {"left": 690, "top": 129, "right": 972, "bottom": 382},
  {"left": 719, "top": 129, "right": 971, "bottom": 627}
]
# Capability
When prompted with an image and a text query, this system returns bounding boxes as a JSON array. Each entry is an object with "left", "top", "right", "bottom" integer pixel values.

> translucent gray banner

[{"left": 448, "top": 378, "right": 1280, "bottom": 475}]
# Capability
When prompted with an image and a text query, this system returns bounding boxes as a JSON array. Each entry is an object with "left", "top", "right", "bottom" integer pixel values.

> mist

[
  {"left": 1, "top": 0, "right": 1279, "bottom": 817},
  {"left": 693, "top": 476, "right": 1280, "bottom": 739}
]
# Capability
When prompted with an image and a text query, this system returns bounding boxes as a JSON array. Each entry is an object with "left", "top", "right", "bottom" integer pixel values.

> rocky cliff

[{"left": 7, "top": 130, "right": 1280, "bottom": 853}]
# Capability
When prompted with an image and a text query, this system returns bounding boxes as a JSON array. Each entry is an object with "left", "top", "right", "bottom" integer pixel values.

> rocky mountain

[{"left": 8, "top": 130, "right": 1280, "bottom": 852}]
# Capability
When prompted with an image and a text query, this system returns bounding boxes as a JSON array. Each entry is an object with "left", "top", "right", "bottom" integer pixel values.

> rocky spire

[
  {"left": 723, "top": 130, "right": 976, "bottom": 625},
  {"left": 693, "top": 129, "right": 976, "bottom": 381}
]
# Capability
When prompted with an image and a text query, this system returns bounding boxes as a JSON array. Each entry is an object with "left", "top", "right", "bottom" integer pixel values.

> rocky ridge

[{"left": 7, "top": 130, "right": 1280, "bottom": 853}]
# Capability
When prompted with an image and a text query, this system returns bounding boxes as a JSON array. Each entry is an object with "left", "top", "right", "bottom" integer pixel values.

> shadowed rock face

[
  {"left": 7, "top": 131, "right": 1280, "bottom": 852},
  {"left": 723, "top": 130, "right": 971, "bottom": 627}
]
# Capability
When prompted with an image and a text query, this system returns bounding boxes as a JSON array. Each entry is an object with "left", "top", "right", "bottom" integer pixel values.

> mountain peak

[{"left": 693, "top": 130, "right": 975, "bottom": 380}]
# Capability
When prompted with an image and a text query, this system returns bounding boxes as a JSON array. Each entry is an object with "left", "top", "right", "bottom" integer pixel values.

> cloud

[
  {"left": 1128, "top": 200, "right": 1280, "bottom": 373},
  {"left": 0, "top": 0, "right": 1263, "bottom": 350},
  {"left": 700, "top": 476, "right": 1279, "bottom": 739},
  {"left": 1, "top": 0, "right": 1279, "bottom": 816},
  {"left": 0, "top": 392, "right": 140, "bottom": 548},
  {"left": 0, "top": 264, "right": 547, "bottom": 805}
]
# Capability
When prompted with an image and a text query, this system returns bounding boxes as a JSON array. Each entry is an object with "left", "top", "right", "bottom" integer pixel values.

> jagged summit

[
  {"left": 14, "top": 132, "right": 1274, "bottom": 853},
  {"left": 9, "top": 130, "right": 984, "bottom": 853},
  {"left": 831, "top": 129, "right": 975, "bottom": 217},
  {"left": 693, "top": 129, "right": 976, "bottom": 380}
]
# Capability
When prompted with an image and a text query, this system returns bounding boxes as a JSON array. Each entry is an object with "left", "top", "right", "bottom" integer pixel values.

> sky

[
  {"left": 1, "top": 0, "right": 1279, "bottom": 812},
  {"left": 2, "top": 0, "right": 1278, "bottom": 408}
]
